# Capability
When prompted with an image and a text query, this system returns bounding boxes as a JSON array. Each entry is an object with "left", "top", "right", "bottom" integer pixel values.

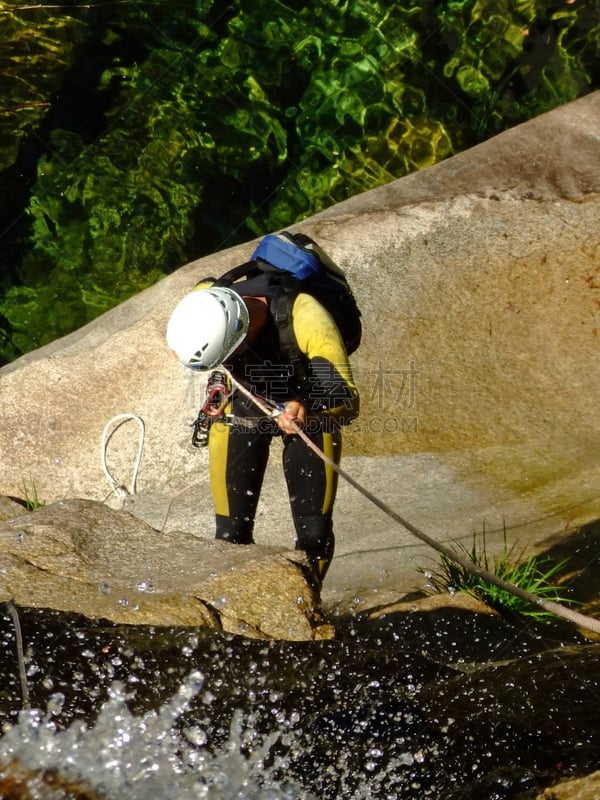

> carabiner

[
  {"left": 203, "top": 372, "right": 230, "bottom": 417},
  {"left": 268, "top": 401, "right": 286, "bottom": 418}
]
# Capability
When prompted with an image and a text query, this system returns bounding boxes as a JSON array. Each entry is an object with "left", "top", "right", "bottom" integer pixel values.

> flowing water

[{"left": 1, "top": 607, "right": 599, "bottom": 799}]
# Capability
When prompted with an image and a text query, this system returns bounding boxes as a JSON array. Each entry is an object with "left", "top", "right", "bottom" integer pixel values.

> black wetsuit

[{"left": 208, "top": 290, "right": 360, "bottom": 579}]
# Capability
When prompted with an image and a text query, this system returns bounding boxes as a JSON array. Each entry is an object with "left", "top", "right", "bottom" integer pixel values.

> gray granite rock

[
  {"left": 1, "top": 92, "right": 599, "bottom": 612},
  {"left": 0, "top": 498, "right": 332, "bottom": 640}
]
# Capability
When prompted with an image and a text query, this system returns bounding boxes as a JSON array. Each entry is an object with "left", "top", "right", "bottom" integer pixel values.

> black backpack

[{"left": 212, "top": 231, "right": 362, "bottom": 366}]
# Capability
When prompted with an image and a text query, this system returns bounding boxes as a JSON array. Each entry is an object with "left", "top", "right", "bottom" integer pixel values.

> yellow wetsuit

[{"left": 208, "top": 289, "right": 359, "bottom": 580}]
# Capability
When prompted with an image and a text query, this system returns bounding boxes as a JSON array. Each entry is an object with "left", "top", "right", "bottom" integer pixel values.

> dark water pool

[{"left": 0, "top": 606, "right": 598, "bottom": 799}]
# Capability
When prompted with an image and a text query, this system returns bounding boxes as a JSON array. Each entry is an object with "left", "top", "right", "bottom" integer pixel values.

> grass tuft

[
  {"left": 420, "top": 524, "right": 576, "bottom": 622},
  {"left": 21, "top": 479, "right": 44, "bottom": 511}
]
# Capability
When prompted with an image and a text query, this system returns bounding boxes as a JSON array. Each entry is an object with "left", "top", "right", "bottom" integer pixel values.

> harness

[{"left": 191, "top": 370, "right": 285, "bottom": 447}]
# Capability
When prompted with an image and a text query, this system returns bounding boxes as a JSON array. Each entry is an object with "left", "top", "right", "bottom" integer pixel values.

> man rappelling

[{"left": 166, "top": 231, "right": 361, "bottom": 585}]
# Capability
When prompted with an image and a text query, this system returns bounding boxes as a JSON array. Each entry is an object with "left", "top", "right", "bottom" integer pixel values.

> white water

[{"left": 0, "top": 671, "right": 316, "bottom": 799}]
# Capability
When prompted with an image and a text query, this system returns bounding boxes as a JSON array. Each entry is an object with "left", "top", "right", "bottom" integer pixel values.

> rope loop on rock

[
  {"left": 101, "top": 413, "right": 145, "bottom": 498},
  {"left": 221, "top": 366, "right": 600, "bottom": 637}
]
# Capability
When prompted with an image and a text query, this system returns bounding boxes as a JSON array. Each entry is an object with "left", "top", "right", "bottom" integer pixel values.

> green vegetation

[
  {"left": 421, "top": 526, "right": 575, "bottom": 621},
  {"left": 0, "top": 0, "right": 598, "bottom": 363},
  {"left": 20, "top": 479, "right": 44, "bottom": 511}
]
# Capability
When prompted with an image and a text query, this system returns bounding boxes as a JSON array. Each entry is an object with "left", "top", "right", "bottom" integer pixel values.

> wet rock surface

[
  {"left": 536, "top": 770, "right": 600, "bottom": 800},
  {"left": 0, "top": 498, "right": 329, "bottom": 641},
  {"left": 0, "top": 489, "right": 598, "bottom": 797},
  {"left": 0, "top": 760, "right": 100, "bottom": 800}
]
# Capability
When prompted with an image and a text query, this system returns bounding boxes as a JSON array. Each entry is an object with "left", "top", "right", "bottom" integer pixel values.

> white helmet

[{"left": 166, "top": 287, "right": 249, "bottom": 370}]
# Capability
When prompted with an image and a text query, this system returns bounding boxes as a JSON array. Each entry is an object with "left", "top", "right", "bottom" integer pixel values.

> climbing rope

[
  {"left": 101, "top": 413, "right": 145, "bottom": 498},
  {"left": 222, "top": 366, "right": 600, "bottom": 637}
]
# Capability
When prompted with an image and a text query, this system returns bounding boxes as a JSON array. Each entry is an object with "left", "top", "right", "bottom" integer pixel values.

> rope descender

[{"left": 191, "top": 371, "right": 230, "bottom": 447}]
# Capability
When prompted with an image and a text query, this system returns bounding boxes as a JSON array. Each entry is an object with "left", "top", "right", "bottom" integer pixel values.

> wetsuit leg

[
  {"left": 208, "top": 395, "right": 272, "bottom": 544},
  {"left": 282, "top": 421, "right": 341, "bottom": 578}
]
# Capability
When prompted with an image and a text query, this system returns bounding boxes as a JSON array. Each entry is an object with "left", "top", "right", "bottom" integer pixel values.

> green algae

[{"left": 0, "top": 0, "right": 598, "bottom": 362}]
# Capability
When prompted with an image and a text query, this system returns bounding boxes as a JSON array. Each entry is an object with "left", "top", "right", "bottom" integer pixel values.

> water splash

[{"left": 0, "top": 671, "right": 314, "bottom": 800}]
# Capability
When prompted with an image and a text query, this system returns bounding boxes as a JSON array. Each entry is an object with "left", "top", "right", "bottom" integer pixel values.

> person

[{"left": 166, "top": 268, "right": 360, "bottom": 585}]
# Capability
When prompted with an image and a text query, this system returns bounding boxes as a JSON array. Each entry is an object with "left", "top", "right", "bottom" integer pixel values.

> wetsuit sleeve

[
  {"left": 194, "top": 279, "right": 214, "bottom": 290},
  {"left": 291, "top": 293, "right": 360, "bottom": 425}
]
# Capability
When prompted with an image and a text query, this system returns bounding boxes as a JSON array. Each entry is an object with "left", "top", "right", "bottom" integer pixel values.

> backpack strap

[
  {"left": 212, "top": 261, "right": 257, "bottom": 286},
  {"left": 203, "top": 259, "right": 312, "bottom": 392},
  {"left": 269, "top": 278, "right": 310, "bottom": 391}
]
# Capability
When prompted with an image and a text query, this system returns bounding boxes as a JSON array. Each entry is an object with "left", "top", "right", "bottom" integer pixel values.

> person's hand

[{"left": 275, "top": 401, "right": 307, "bottom": 434}]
